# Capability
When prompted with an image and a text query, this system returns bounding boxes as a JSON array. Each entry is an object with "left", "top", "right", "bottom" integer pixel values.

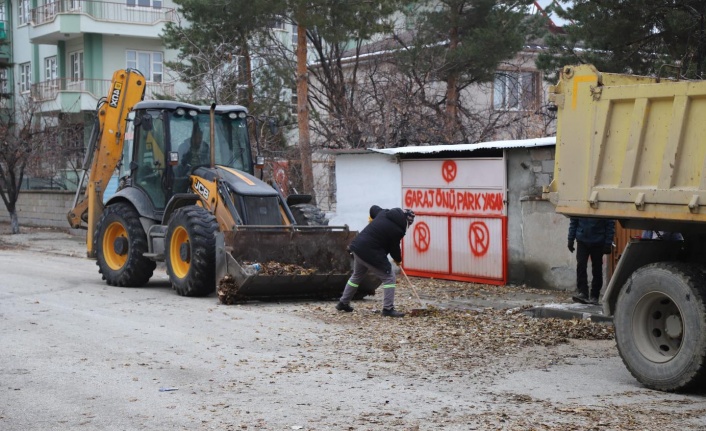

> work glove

[
  {"left": 603, "top": 244, "right": 612, "bottom": 255},
  {"left": 567, "top": 240, "right": 575, "bottom": 253}
]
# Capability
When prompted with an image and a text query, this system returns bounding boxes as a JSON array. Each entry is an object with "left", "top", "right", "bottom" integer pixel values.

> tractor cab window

[
  {"left": 213, "top": 114, "right": 251, "bottom": 172},
  {"left": 120, "top": 113, "right": 135, "bottom": 179},
  {"left": 170, "top": 113, "right": 211, "bottom": 191},
  {"left": 171, "top": 115, "right": 210, "bottom": 170},
  {"left": 133, "top": 110, "right": 166, "bottom": 209},
  {"left": 169, "top": 110, "right": 252, "bottom": 174}
]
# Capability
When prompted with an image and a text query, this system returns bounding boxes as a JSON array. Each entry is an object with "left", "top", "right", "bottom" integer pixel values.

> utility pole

[{"left": 296, "top": 18, "right": 315, "bottom": 202}]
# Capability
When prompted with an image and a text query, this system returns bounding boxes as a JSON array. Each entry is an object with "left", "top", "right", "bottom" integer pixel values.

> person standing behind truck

[
  {"left": 568, "top": 217, "right": 616, "bottom": 305},
  {"left": 336, "top": 206, "right": 415, "bottom": 317}
]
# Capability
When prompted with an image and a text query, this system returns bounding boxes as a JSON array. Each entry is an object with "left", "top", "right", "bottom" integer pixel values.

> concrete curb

[{"left": 526, "top": 303, "right": 613, "bottom": 324}]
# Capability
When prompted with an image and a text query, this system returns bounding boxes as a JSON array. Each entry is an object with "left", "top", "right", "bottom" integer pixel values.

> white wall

[{"left": 329, "top": 152, "right": 402, "bottom": 232}]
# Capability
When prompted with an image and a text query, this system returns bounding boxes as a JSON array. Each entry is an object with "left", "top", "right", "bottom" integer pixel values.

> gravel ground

[
  {"left": 291, "top": 288, "right": 706, "bottom": 430},
  {"left": 3, "top": 222, "right": 706, "bottom": 429}
]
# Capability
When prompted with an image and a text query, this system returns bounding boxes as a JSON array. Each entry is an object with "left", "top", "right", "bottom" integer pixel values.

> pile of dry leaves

[{"left": 296, "top": 277, "right": 614, "bottom": 375}]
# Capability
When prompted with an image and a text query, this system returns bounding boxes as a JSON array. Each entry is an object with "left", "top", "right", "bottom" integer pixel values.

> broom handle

[{"left": 400, "top": 266, "right": 423, "bottom": 304}]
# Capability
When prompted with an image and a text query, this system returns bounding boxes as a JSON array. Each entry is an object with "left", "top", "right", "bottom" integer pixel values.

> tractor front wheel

[
  {"left": 165, "top": 205, "right": 219, "bottom": 297},
  {"left": 95, "top": 202, "right": 155, "bottom": 286}
]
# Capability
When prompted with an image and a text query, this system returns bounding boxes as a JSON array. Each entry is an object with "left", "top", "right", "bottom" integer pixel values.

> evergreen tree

[
  {"left": 161, "top": 0, "right": 285, "bottom": 111},
  {"left": 537, "top": 0, "right": 706, "bottom": 81},
  {"left": 401, "top": 0, "right": 540, "bottom": 142}
]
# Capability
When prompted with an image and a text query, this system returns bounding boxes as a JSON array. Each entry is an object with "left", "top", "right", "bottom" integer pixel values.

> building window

[
  {"left": 0, "top": 3, "right": 6, "bottom": 21},
  {"left": 0, "top": 69, "right": 8, "bottom": 94},
  {"left": 228, "top": 55, "right": 247, "bottom": 82},
  {"left": 291, "top": 24, "right": 298, "bottom": 50},
  {"left": 290, "top": 87, "right": 298, "bottom": 116},
  {"left": 127, "top": 0, "right": 162, "bottom": 8},
  {"left": 126, "top": 50, "right": 163, "bottom": 83},
  {"left": 18, "top": 0, "right": 30, "bottom": 25},
  {"left": 45, "top": 56, "right": 58, "bottom": 82},
  {"left": 70, "top": 51, "right": 84, "bottom": 81},
  {"left": 493, "top": 70, "right": 539, "bottom": 111},
  {"left": 270, "top": 18, "right": 285, "bottom": 30},
  {"left": 19, "top": 63, "right": 31, "bottom": 93}
]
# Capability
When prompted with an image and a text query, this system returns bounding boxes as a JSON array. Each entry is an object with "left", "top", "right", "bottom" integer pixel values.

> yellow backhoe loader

[{"left": 67, "top": 69, "right": 378, "bottom": 301}]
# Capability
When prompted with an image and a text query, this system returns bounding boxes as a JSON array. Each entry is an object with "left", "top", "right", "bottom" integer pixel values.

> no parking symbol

[
  {"left": 469, "top": 221, "right": 489, "bottom": 257},
  {"left": 441, "top": 160, "right": 457, "bottom": 183},
  {"left": 413, "top": 222, "right": 430, "bottom": 253}
]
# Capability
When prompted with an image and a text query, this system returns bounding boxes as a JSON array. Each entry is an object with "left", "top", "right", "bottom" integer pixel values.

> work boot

[
  {"left": 335, "top": 302, "right": 354, "bottom": 312},
  {"left": 589, "top": 295, "right": 600, "bottom": 305},
  {"left": 572, "top": 292, "right": 589, "bottom": 304},
  {"left": 382, "top": 307, "right": 405, "bottom": 318}
]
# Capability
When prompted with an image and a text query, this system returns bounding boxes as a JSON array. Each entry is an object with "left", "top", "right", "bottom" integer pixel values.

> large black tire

[
  {"left": 165, "top": 205, "right": 219, "bottom": 297},
  {"left": 95, "top": 202, "right": 156, "bottom": 287},
  {"left": 614, "top": 262, "right": 706, "bottom": 392},
  {"left": 290, "top": 203, "right": 329, "bottom": 226}
]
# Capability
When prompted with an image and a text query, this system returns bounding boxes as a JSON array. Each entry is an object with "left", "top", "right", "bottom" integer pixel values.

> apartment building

[
  {"left": 13, "top": 0, "right": 178, "bottom": 104},
  {"left": 0, "top": 0, "right": 180, "bottom": 188}
]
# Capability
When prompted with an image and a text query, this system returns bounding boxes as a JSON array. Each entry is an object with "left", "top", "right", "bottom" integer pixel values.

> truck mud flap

[{"left": 215, "top": 227, "right": 380, "bottom": 302}]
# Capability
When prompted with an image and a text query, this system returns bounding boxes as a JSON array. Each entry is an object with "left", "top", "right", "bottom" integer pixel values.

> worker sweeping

[{"left": 335, "top": 206, "right": 415, "bottom": 317}]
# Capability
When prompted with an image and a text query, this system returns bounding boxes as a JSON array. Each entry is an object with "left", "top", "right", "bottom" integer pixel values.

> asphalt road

[{"left": 2, "top": 246, "right": 706, "bottom": 430}]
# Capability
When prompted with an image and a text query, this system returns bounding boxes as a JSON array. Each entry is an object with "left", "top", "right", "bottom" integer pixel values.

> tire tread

[{"left": 615, "top": 262, "right": 706, "bottom": 392}]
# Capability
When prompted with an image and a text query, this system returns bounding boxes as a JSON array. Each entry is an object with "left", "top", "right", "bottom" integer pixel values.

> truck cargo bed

[{"left": 547, "top": 64, "right": 706, "bottom": 232}]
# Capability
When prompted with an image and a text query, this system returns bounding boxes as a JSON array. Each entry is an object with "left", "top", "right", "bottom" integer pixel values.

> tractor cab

[{"left": 119, "top": 101, "right": 255, "bottom": 212}]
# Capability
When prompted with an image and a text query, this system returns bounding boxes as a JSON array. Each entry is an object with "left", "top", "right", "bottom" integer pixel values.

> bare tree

[
  {"left": 303, "top": 45, "right": 554, "bottom": 150},
  {"left": 0, "top": 94, "right": 54, "bottom": 233}
]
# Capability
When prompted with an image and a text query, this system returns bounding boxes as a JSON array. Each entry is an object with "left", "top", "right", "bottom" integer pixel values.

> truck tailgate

[{"left": 548, "top": 64, "right": 706, "bottom": 229}]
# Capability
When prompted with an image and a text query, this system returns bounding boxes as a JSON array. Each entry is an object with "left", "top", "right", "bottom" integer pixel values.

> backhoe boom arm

[{"left": 66, "top": 69, "right": 145, "bottom": 257}]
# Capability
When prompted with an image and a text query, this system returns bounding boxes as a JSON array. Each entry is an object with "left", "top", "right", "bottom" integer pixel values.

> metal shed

[{"left": 370, "top": 137, "right": 555, "bottom": 285}]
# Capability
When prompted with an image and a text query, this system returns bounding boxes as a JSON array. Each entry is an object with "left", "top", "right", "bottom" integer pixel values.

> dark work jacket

[
  {"left": 349, "top": 207, "right": 407, "bottom": 273},
  {"left": 568, "top": 217, "right": 615, "bottom": 245}
]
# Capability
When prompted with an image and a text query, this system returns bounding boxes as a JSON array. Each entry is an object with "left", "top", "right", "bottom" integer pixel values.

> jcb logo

[
  {"left": 194, "top": 180, "right": 210, "bottom": 199},
  {"left": 109, "top": 82, "right": 122, "bottom": 108}
]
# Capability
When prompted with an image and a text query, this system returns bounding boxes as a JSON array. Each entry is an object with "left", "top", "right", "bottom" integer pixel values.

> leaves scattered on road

[{"left": 297, "top": 277, "right": 613, "bottom": 377}]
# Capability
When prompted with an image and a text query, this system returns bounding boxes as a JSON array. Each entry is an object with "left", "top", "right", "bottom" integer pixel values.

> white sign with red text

[{"left": 401, "top": 158, "right": 507, "bottom": 284}]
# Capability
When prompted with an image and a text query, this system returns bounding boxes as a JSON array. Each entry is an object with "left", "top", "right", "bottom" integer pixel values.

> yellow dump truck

[{"left": 547, "top": 64, "right": 706, "bottom": 391}]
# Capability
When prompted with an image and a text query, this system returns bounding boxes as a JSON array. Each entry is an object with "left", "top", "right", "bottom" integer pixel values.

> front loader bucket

[{"left": 215, "top": 226, "right": 380, "bottom": 303}]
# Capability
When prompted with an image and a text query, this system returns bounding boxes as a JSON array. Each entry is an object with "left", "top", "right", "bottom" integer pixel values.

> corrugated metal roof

[{"left": 368, "top": 136, "right": 555, "bottom": 155}]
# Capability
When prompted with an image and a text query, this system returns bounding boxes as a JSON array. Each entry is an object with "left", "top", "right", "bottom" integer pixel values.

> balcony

[
  {"left": 29, "top": 0, "right": 176, "bottom": 45},
  {"left": 30, "top": 78, "right": 175, "bottom": 113},
  {"left": 0, "top": 21, "right": 10, "bottom": 65}
]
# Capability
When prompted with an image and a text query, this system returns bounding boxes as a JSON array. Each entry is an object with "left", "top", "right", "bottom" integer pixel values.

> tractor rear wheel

[
  {"left": 290, "top": 203, "right": 328, "bottom": 226},
  {"left": 614, "top": 262, "right": 706, "bottom": 391},
  {"left": 165, "top": 205, "right": 219, "bottom": 297},
  {"left": 95, "top": 202, "right": 155, "bottom": 286}
]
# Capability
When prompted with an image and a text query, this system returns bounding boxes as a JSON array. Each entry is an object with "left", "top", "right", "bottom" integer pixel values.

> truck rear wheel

[
  {"left": 614, "top": 262, "right": 706, "bottom": 391},
  {"left": 95, "top": 202, "right": 156, "bottom": 287},
  {"left": 165, "top": 205, "right": 218, "bottom": 297},
  {"left": 290, "top": 203, "right": 328, "bottom": 226}
]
